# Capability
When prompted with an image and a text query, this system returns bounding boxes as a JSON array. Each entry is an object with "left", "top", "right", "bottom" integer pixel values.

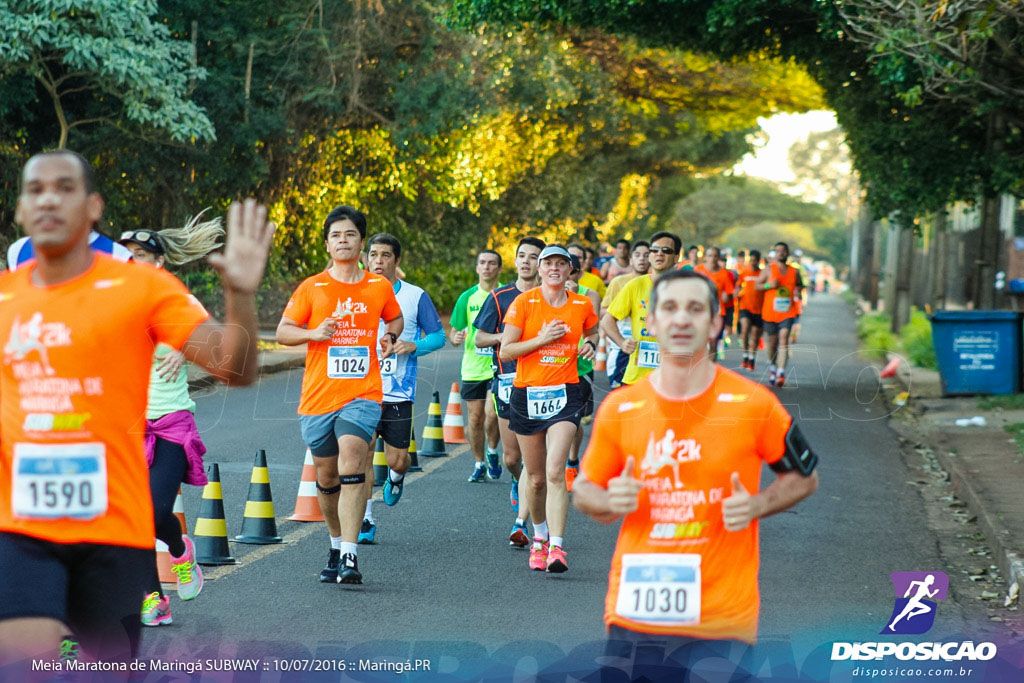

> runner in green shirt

[{"left": 450, "top": 250, "right": 503, "bottom": 482}]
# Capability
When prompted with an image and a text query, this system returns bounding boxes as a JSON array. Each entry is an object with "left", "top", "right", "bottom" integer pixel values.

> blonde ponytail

[{"left": 157, "top": 209, "right": 224, "bottom": 266}]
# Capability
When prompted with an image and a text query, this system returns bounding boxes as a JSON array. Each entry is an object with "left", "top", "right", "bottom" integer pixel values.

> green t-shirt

[
  {"left": 147, "top": 342, "right": 195, "bottom": 419},
  {"left": 452, "top": 283, "right": 500, "bottom": 381}
]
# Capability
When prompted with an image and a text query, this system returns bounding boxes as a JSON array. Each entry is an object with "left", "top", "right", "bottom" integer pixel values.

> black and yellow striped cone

[
  {"left": 372, "top": 436, "right": 387, "bottom": 486},
  {"left": 235, "top": 449, "right": 282, "bottom": 544},
  {"left": 195, "top": 463, "right": 238, "bottom": 565},
  {"left": 419, "top": 391, "right": 447, "bottom": 457},
  {"left": 407, "top": 410, "right": 422, "bottom": 473}
]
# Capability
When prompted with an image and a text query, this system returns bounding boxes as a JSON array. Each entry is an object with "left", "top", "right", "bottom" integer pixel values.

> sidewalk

[{"left": 890, "top": 354, "right": 1024, "bottom": 610}]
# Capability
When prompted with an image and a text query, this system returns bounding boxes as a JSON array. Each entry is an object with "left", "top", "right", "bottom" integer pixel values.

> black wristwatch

[
  {"left": 583, "top": 339, "right": 596, "bottom": 351},
  {"left": 385, "top": 332, "right": 398, "bottom": 344}
]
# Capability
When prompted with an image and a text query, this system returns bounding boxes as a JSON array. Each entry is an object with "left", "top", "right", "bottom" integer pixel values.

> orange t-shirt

[
  {"left": 737, "top": 267, "right": 765, "bottom": 313},
  {"left": 503, "top": 288, "right": 599, "bottom": 388},
  {"left": 0, "top": 256, "right": 208, "bottom": 548},
  {"left": 694, "top": 264, "right": 734, "bottom": 315},
  {"left": 761, "top": 262, "right": 799, "bottom": 323},
  {"left": 581, "top": 367, "right": 792, "bottom": 643},
  {"left": 283, "top": 270, "right": 401, "bottom": 414}
]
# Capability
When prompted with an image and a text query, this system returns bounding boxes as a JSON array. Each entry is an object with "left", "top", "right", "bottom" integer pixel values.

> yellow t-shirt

[
  {"left": 606, "top": 274, "right": 655, "bottom": 384},
  {"left": 602, "top": 272, "right": 636, "bottom": 310},
  {"left": 579, "top": 271, "right": 607, "bottom": 299}
]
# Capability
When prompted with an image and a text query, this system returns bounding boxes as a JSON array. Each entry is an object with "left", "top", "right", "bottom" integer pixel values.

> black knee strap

[
  {"left": 340, "top": 474, "right": 366, "bottom": 485},
  {"left": 316, "top": 481, "right": 341, "bottom": 495}
]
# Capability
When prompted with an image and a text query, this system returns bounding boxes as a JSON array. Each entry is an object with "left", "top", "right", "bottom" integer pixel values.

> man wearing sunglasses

[{"left": 601, "top": 232, "right": 681, "bottom": 385}]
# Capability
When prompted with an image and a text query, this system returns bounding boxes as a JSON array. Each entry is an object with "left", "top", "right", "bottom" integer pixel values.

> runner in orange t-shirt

[
  {"left": 501, "top": 244, "right": 599, "bottom": 573},
  {"left": 0, "top": 150, "right": 274, "bottom": 667},
  {"left": 277, "top": 205, "right": 403, "bottom": 586},
  {"left": 737, "top": 249, "right": 765, "bottom": 372},
  {"left": 694, "top": 246, "right": 734, "bottom": 360},
  {"left": 756, "top": 241, "right": 803, "bottom": 387},
  {"left": 573, "top": 269, "right": 818, "bottom": 675}
]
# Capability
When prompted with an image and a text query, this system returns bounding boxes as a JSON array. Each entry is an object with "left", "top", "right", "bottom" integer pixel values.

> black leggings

[{"left": 148, "top": 436, "right": 188, "bottom": 594}]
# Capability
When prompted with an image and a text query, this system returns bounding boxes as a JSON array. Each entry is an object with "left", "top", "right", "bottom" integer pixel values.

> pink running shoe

[
  {"left": 141, "top": 592, "right": 172, "bottom": 626},
  {"left": 528, "top": 539, "right": 549, "bottom": 571},
  {"left": 170, "top": 535, "right": 204, "bottom": 601},
  {"left": 546, "top": 545, "right": 568, "bottom": 573}
]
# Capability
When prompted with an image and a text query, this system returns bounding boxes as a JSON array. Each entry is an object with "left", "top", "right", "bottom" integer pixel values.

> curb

[{"left": 892, "top": 360, "right": 1024, "bottom": 605}]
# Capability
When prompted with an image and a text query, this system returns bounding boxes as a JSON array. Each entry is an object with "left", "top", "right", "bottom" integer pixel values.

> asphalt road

[{"left": 137, "top": 293, "right": 984, "bottom": 680}]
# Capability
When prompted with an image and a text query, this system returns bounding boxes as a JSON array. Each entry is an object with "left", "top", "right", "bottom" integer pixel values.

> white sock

[
  {"left": 533, "top": 521, "right": 548, "bottom": 540},
  {"left": 388, "top": 469, "right": 404, "bottom": 484},
  {"left": 550, "top": 535, "right": 564, "bottom": 548},
  {"left": 777, "top": 367, "right": 785, "bottom": 376},
  {"left": 515, "top": 517, "right": 525, "bottom": 526},
  {"left": 363, "top": 500, "right": 374, "bottom": 523},
  {"left": 340, "top": 542, "right": 358, "bottom": 557},
  {"left": 330, "top": 535, "right": 342, "bottom": 551}
]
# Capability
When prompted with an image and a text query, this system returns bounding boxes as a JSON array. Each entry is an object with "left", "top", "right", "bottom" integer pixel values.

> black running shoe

[
  {"left": 338, "top": 553, "right": 362, "bottom": 584},
  {"left": 319, "top": 548, "right": 341, "bottom": 583}
]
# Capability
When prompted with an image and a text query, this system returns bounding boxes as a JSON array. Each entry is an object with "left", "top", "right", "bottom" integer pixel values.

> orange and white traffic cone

[
  {"left": 288, "top": 449, "right": 323, "bottom": 522},
  {"left": 156, "top": 488, "right": 190, "bottom": 584},
  {"left": 443, "top": 382, "right": 468, "bottom": 444},
  {"left": 593, "top": 338, "right": 608, "bottom": 372}
]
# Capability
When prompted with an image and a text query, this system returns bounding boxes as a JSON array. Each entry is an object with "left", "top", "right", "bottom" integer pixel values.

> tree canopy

[{"left": 450, "top": 0, "right": 1024, "bottom": 220}]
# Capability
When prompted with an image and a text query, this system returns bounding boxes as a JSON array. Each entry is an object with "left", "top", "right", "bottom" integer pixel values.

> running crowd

[{"left": 0, "top": 150, "right": 818, "bottom": 675}]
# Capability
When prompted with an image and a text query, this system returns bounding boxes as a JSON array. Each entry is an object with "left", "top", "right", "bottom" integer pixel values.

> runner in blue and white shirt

[
  {"left": 7, "top": 231, "right": 131, "bottom": 270},
  {"left": 358, "top": 233, "right": 445, "bottom": 543}
]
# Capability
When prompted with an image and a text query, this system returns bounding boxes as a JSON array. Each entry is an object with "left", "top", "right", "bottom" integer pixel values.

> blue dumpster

[{"left": 930, "top": 311, "right": 1022, "bottom": 395}]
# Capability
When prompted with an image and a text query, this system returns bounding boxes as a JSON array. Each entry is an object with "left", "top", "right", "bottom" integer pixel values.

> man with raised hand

[
  {"left": 574, "top": 268, "right": 818, "bottom": 675},
  {"left": 0, "top": 150, "right": 273, "bottom": 668}
]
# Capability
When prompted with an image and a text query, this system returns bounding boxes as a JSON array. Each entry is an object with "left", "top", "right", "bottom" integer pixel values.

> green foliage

[
  {"left": 855, "top": 308, "right": 937, "bottom": 369},
  {"left": 1003, "top": 423, "right": 1024, "bottom": 456},
  {"left": 0, "top": 0, "right": 214, "bottom": 147},
  {"left": 901, "top": 309, "right": 938, "bottom": 371},
  {"left": 450, "top": 0, "right": 1024, "bottom": 220},
  {"left": 857, "top": 312, "right": 900, "bottom": 361}
]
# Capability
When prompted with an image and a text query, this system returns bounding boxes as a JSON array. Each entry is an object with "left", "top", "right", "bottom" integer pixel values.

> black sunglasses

[{"left": 649, "top": 246, "right": 676, "bottom": 254}]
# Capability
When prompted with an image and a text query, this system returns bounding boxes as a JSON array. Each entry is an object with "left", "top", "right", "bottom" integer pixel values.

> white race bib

[
  {"left": 773, "top": 287, "right": 791, "bottom": 313},
  {"left": 497, "top": 372, "right": 515, "bottom": 404},
  {"left": 615, "top": 553, "right": 701, "bottom": 626},
  {"left": 636, "top": 340, "right": 661, "bottom": 369},
  {"left": 12, "top": 443, "right": 108, "bottom": 519},
  {"left": 526, "top": 384, "right": 568, "bottom": 420},
  {"left": 378, "top": 354, "right": 397, "bottom": 376},
  {"left": 476, "top": 345, "right": 494, "bottom": 358},
  {"left": 328, "top": 346, "right": 370, "bottom": 378}
]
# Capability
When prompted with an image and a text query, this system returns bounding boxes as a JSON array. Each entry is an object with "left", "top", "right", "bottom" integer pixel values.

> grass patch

[
  {"left": 979, "top": 394, "right": 1024, "bottom": 410},
  {"left": 1003, "top": 423, "right": 1024, "bottom": 455},
  {"left": 840, "top": 289, "right": 858, "bottom": 305},
  {"left": 257, "top": 339, "right": 288, "bottom": 351},
  {"left": 855, "top": 308, "right": 938, "bottom": 370}
]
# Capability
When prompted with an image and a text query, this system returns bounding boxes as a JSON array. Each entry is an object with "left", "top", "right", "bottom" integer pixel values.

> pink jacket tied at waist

[{"left": 145, "top": 410, "right": 208, "bottom": 487}]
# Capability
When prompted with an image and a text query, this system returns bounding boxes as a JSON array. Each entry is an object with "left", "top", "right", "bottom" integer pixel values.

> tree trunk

[
  {"left": 930, "top": 210, "right": 948, "bottom": 311},
  {"left": 974, "top": 194, "right": 1001, "bottom": 309},
  {"left": 891, "top": 225, "right": 915, "bottom": 333},
  {"left": 869, "top": 220, "right": 882, "bottom": 310}
]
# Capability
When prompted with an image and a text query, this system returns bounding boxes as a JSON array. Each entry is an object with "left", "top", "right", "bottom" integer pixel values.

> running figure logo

[
  {"left": 881, "top": 571, "right": 949, "bottom": 635},
  {"left": 4, "top": 312, "right": 57, "bottom": 375},
  {"left": 640, "top": 429, "right": 702, "bottom": 487},
  {"left": 332, "top": 297, "right": 367, "bottom": 325}
]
